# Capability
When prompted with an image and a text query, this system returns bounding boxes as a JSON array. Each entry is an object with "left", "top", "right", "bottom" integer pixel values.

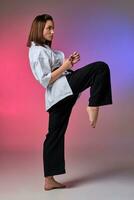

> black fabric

[
  {"left": 66, "top": 61, "right": 113, "bottom": 106},
  {"left": 43, "top": 61, "right": 113, "bottom": 177}
]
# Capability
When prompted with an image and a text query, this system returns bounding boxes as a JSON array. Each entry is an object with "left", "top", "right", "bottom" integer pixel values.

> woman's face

[{"left": 43, "top": 20, "right": 54, "bottom": 41}]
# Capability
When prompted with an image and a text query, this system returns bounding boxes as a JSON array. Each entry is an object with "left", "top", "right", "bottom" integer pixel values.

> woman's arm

[
  {"left": 48, "top": 58, "right": 73, "bottom": 85},
  {"left": 49, "top": 52, "right": 80, "bottom": 85}
]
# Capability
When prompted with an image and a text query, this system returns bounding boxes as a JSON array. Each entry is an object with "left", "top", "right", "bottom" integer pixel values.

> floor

[{"left": 1, "top": 135, "right": 134, "bottom": 200}]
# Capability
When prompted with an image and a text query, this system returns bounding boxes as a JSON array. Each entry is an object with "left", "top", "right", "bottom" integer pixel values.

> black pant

[{"left": 43, "top": 61, "right": 113, "bottom": 177}]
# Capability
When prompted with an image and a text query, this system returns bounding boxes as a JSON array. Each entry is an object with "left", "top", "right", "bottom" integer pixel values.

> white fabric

[{"left": 28, "top": 41, "right": 74, "bottom": 111}]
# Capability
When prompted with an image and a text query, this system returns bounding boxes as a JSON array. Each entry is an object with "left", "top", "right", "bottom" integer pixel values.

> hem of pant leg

[
  {"left": 88, "top": 101, "right": 113, "bottom": 107},
  {"left": 44, "top": 168, "right": 66, "bottom": 177}
]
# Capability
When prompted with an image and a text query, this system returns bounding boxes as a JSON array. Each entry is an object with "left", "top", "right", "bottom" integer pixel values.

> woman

[{"left": 27, "top": 14, "right": 113, "bottom": 190}]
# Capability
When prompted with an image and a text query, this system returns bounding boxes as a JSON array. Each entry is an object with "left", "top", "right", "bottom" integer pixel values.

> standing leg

[{"left": 43, "top": 94, "right": 79, "bottom": 190}]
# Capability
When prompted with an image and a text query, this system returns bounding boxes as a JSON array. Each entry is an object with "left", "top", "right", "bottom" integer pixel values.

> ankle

[
  {"left": 87, "top": 106, "right": 99, "bottom": 110},
  {"left": 45, "top": 176, "right": 54, "bottom": 180}
]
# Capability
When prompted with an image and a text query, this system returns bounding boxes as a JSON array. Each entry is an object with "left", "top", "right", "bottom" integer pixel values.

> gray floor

[{"left": 1, "top": 134, "right": 134, "bottom": 200}]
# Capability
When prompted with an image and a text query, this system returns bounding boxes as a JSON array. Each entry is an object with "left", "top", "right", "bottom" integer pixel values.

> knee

[{"left": 97, "top": 61, "right": 110, "bottom": 73}]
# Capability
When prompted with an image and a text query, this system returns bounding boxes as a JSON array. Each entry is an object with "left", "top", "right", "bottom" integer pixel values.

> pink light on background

[{"left": 0, "top": 0, "right": 134, "bottom": 153}]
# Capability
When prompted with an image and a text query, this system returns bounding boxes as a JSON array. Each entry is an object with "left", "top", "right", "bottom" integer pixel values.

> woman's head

[{"left": 27, "top": 14, "right": 54, "bottom": 47}]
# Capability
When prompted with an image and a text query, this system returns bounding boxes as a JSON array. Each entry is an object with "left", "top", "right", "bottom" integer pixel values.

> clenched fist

[{"left": 69, "top": 51, "right": 80, "bottom": 65}]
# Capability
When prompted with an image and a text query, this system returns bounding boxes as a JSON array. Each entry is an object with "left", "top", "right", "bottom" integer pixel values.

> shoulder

[
  {"left": 29, "top": 44, "right": 47, "bottom": 54},
  {"left": 29, "top": 44, "right": 50, "bottom": 61}
]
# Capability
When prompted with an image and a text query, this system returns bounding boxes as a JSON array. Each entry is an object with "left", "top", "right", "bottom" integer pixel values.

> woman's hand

[
  {"left": 63, "top": 58, "right": 74, "bottom": 70},
  {"left": 69, "top": 51, "right": 80, "bottom": 65},
  {"left": 63, "top": 51, "right": 80, "bottom": 70}
]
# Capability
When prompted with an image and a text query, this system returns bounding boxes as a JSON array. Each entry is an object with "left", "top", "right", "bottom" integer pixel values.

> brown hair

[{"left": 27, "top": 14, "right": 53, "bottom": 48}]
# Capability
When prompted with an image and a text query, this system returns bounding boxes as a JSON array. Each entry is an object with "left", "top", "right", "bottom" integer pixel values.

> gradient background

[{"left": 1, "top": 0, "right": 134, "bottom": 199}]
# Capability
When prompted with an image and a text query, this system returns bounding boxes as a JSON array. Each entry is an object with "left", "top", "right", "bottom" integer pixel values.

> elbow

[{"left": 40, "top": 72, "right": 52, "bottom": 88}]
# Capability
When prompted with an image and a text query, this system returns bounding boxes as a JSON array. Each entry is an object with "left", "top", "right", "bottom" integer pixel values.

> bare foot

[
  {"left": 86, "top": 106, "right": 99, "bottom": 128},
  {"left": 44, "top": 176, "right": 66, "bottom": 191}
]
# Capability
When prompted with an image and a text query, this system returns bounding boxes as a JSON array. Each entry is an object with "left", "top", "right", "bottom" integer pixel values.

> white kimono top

[{"left": 28, "top": 41, "right": 75, "bottom": 111}]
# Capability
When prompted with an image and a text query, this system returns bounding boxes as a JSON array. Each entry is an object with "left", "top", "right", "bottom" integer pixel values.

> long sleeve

[{"left": 29, "top": 47, "right": 52, "bottom": 88}]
